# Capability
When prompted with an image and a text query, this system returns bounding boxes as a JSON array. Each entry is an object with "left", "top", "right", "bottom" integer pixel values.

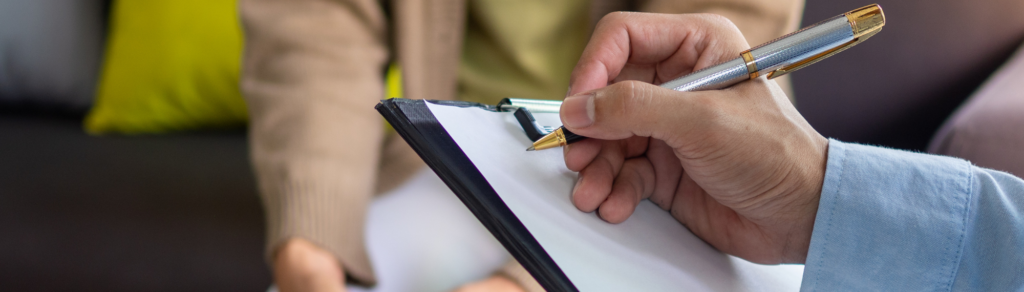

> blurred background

[{"left": 1, "top": 0, "right": 1021, "bottom": 291}]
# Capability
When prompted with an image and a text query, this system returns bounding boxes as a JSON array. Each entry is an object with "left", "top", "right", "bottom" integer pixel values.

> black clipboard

[{"left": 375, "top": 98, "right": 577, "bottom": 292}]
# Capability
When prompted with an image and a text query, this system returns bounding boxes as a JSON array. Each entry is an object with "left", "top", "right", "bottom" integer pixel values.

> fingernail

[
  {"left": 562, "top": 93, "right": 595, "bottom": 128},
  {"left": 565, "top": 85, "right": 572, "bottom": 97}
]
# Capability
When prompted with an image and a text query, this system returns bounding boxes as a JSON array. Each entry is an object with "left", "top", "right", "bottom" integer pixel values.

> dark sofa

[
  {"left": 0, "top": 114, "right": 270, "bottom": 291},
  {"left": 1, "top": 0, "right": 1021, "bottom": 291}
]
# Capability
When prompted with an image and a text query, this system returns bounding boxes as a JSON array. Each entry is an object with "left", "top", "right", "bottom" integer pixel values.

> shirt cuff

[{"left": 800, "top": 139, "right": 974, "bottom": 291}]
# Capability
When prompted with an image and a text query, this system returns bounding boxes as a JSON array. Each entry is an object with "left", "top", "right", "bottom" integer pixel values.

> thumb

[{"left": 560, "top": 80, "right": 710, "bottom": 143}]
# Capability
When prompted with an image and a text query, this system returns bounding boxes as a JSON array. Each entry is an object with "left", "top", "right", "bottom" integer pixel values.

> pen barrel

[
  {"left": 561, "top": 128, "right": 585, "bottom": 144},
  {"left": 747, "top": 15, "right": 855, "bottom": 76},
  {"left": 659, "top": 15, "right": 855, "bottom": 92},
  {"left": 659, "top": 58, "right": 750, "bottom": 92}
]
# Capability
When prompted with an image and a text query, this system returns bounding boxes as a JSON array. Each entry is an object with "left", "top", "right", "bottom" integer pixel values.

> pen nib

[{"left": 526, "top": 146, "right": 535, "bottom": 151}]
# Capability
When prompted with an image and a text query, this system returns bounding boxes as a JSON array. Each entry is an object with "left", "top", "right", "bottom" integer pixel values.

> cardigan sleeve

[{"left": 239, "top": 0, "right": 389, "bottom": 286}]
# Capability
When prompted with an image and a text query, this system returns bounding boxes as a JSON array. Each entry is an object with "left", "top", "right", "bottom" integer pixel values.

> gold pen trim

[
  {"left": 845, "top": 4, "right": 886, "bottom": 39},
  {"left": 740, "top": 50, "right": 759, "bottom": 79},
  {"left": 767, "top": 4, "right": 885, "bottom": 79},
  {"left": 529, "top": 127, "right": 567, "bottom": 151}
]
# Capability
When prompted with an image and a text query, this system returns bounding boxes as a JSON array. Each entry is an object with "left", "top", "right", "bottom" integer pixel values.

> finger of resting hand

[
  {"left": 274, "top": 239, "right": 345, "bottom": 292},
  {"left": 453, "top": 276, "right": 525, "bottom": 292},
  {"left": 599, "top": 157, "right": 657, "bottom": 223}
]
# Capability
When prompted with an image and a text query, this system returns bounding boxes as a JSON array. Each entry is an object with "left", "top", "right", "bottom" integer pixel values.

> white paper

[
  {"left": 350, "top": 168, "right": 509, "bottom": 292},
  {"left": 426, "top": 102, "right": 804, "bottom": 291}
]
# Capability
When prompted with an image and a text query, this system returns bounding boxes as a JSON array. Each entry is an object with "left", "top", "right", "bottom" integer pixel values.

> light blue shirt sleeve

[{"left": 800, "top": 139, "right": 1024, "bottom": 291}]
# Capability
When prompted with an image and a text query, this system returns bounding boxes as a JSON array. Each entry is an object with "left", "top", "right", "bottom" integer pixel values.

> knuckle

[
  {"left": 698, "top": 13, "right": 731, "bottom": 24},
  {"left": 688, "top": 13, "right": 742, "bottom": 39},
  {"left": 618, "top": 81, "right": 656, "bottom": 132},
  {"left": 709, "top": 14, "right": 745, "bottom": 39},
  {"left": 597, "top": 11, "right": 629, "bottom": 27},
  {"left": 597, "top": 80, "right": 661, "bottom": 136},
  {"left": 691, "top": 13, "right": 734, "bottom": 28},
  {"left": 612, "top": 80, "right": 649, "bottom": 110}
]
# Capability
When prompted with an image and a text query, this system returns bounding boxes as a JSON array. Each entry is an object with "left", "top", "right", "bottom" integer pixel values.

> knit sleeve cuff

[{"left": 261, "top": 181, "right": 377, "bottom": 286}]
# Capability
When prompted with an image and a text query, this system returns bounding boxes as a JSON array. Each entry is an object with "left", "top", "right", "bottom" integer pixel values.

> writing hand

[{"left": 563, "top": 12, "right": 827, "bottom": 264}]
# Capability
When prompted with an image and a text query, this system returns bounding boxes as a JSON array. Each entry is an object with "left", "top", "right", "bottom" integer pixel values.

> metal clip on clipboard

[{"left": 496, "top": 98, "right": 563, "bottom": 142}]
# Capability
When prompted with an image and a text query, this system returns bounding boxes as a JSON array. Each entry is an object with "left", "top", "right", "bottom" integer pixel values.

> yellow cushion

[
  {"left": 383, "top": 63, "right": 402, "bottom": 134},
  {"left": 85, "top": 0, "right": 246, "bottom": 134},
  {"left": 385, "top": 63, "right": 403, "bottom": 100}
]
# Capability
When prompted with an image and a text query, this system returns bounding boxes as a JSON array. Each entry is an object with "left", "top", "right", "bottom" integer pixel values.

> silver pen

[{"left": 529, "top": 4, "right": 886, "bottom": 151}]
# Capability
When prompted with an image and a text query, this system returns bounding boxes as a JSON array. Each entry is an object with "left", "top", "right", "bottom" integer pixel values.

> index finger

[{"left": 567, "top": 13, "right": 750, "bottom": 96}]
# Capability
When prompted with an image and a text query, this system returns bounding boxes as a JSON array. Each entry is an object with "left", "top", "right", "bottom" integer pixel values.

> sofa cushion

[
  {"left": 928, "top": 41, "right": 1024, "bottom": 177},
  {"left": 0, "top": 0, "right": 106, "bottom": 111},
  {"left": 795, "top": 0, "right": 1024, "bottom": 151},
  {"left": 84, "top": 0, "right": 247, "bottom": 134}
]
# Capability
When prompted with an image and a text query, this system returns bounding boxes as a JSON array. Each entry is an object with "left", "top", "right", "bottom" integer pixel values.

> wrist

[{"left": 782, "top": 136, "right": 829, "bottom": 263}]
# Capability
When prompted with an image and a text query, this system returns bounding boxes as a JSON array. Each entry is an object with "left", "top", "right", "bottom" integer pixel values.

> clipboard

[
  {"left": 375, "top": 98, "right": 804, "bottom": 292},
  {"left": 375, "top": 98, "right": 574, "bottom": 291}
]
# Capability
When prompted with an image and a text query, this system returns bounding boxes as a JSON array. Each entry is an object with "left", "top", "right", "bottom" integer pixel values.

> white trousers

[{"left": 269, "top": 168, "right": 510, "bottom": 292}]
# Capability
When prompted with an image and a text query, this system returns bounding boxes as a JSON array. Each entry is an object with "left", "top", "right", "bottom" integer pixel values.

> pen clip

[
  {"left": 767, "top": 4, "right": 885, "bottom": 79},
  {"left": 765, "top": 39, "right": 857, "bottom": 79},
  {"left": 514, "top": 107, "right": 556, "bottom": 141},
  {"left": 497, "top": 97, "right": 563, "bottom": 113}
]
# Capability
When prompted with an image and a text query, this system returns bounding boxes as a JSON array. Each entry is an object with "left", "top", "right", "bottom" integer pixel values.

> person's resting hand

[
  {"left": 274, "top": 239, "right": 526, "bottom": 292},
  {"left": 452, "top": 276, "right": 526, "bottom": 292},
  {"left": 562, "top": 12, "right": 828, "bottom": 264},
  {"left": 274, "top": 238, "right": 347, "bottom": 292}
]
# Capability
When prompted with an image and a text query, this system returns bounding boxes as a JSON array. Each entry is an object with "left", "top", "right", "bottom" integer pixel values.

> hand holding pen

[
  {"left": 555, "top": 8, "right": 880, "bottom": 265},
  {"left": 529, "top": 4, "right": 884, "bottom": 151}
]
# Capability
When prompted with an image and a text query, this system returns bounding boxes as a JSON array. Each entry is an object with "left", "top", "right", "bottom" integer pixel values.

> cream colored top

[{"left": 459, "top": 0, "right": 591, "bottom": 104}]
